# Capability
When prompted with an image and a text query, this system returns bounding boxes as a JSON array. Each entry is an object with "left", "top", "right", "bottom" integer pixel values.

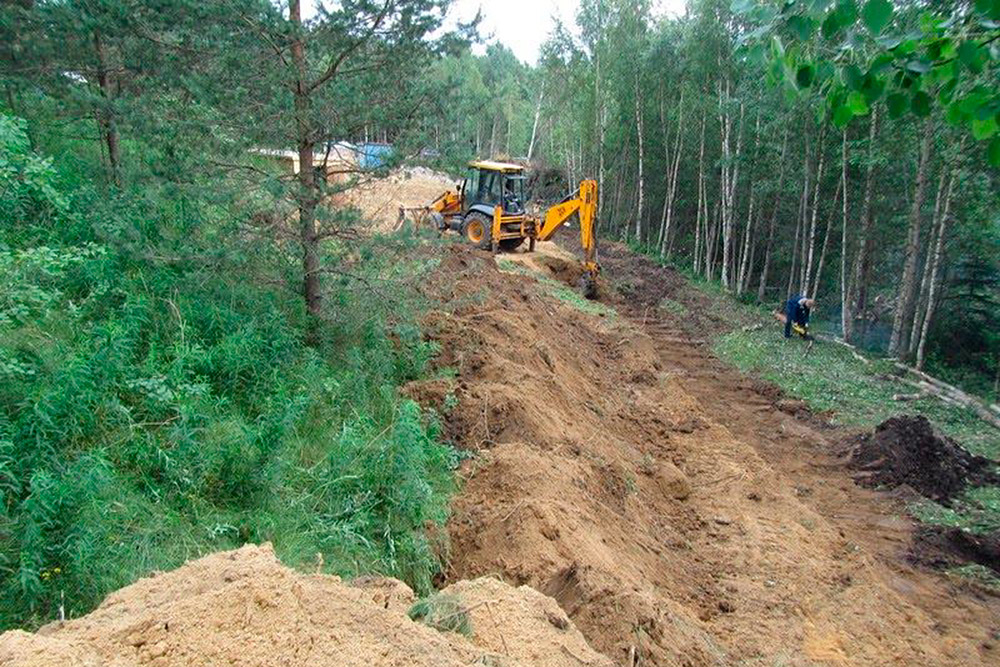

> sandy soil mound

[
  {"left": 416, "top": 242, "right": 1000, "bottom": 666},
  {"left": 0, "top": 544, "right": 609, "bottom": 667},
  {"left": 848, "top": 415, "right": 1000, "bottom": 503},
  {"left": 335, "top": 166, "right": 457, "bottom": 231}
]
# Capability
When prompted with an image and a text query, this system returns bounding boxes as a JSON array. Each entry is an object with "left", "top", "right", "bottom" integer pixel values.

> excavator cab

[
  {"left": 418, "top": 159, "right": 600, "bottom": 298},
  {"left": 451, "top": 161, "right": 532, "bottom": 251},
  {"left": 464, "top": 166, "right": 526, "bottom": 215}
]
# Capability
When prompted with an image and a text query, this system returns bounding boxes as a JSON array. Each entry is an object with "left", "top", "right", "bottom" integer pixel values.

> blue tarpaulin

[{"left": 357, "top": 142, "right": 393, "bottom": 169}]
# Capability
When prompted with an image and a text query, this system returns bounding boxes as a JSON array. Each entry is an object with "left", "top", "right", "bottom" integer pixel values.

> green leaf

[
  {"left": 816, "top": 61, "right": 835, "bottom": 83},
  {"left": 862, "top": 75, "right": 885, "bottom": 103},
  {"left": 847, "top": 91, "right": 870, "bottom": 114},
  {"left": 787, "top": 16, "right": 817, "bottom": 40},
  {"left": 833, "top": 104, "right": 855, "bottom": 126},
  {"left": 731, "top": 0, "right": 755, "bottom": 15},
  {"left": 905, "top": 59, "right": 932, "bottom": 74},
  {"left": 870, "top": 54, "right": 895, "bottom": 75},
  {"left": 861, "top": 0, "right": 893, "bottom": 34},
  {"left": 946, "top": 101, "right": 966, "bottom": 125},
  {"left": 822, "top": 12, "right": 842, "bottom": 39},
  {"left": 771, "top": 35, "right": 786, "bottom": 58},
  {"left": 971, "top": 116, "right": 998, "bottom": 140},
  {"left": 959, "top": 93, "right": 987, "bottom": 115},
  {"left": 911, "top": 91, "right": 933, "bottom": 117},
  {"left": 988, "top": 137, "right": 1000, "bottom": 168},
  {"left": 876, "top": 34, "right": 904, "bottom": 49},
  {"left": 821, "top": 1, "right": 858, "bottom": 39},
  {"left": 843, "top": 65, "right": 865, "bottom": 90},
  {"left": 837, "top": 0, "right": 859, "bottom": 24},
  {"left": 938, "top": 77, "right": 959, "bottom": 104},
  {"left": 958, "top": 41, "right": 983, "bottom": 72},
  {"left": 796, "top": 64, "right": 816, "bottom": 88},
  {"left": 887, "top": 93, "right": 908, "bottom": 118}
]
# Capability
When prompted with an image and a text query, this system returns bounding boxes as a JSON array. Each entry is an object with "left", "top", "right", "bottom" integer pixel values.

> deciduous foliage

[{"left": 421, "top": 0, "right": 998, "bottom": 393}]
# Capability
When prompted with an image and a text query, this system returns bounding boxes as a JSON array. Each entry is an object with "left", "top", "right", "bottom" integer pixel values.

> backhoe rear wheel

[{"left": 461, "top": 212, "right": 493, "bottom": 250}]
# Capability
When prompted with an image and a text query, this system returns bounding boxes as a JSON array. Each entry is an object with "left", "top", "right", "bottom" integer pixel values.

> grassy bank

[
  {"left": 697, "top": 278, "right": 1000, "bottom": 583},
  {"left": 714, "top": 328, "right": 1000, "bottom": 460},
  {"left": 0, "top": 116, "right": 457, "bottom": 629}
]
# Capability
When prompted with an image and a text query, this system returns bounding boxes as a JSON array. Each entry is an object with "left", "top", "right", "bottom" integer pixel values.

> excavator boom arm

[{"left": 536, "top": 180, "right": 598, "bottom": 274}]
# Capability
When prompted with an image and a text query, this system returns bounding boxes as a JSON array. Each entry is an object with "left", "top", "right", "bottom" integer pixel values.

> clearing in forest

[
  {"left": 410, "top": 238, "right": 1000, "bottom": 666},
  {"left": 3, "top": 179, "right": 998, "bottom": 666}
]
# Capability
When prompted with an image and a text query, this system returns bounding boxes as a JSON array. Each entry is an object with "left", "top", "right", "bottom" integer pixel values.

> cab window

[{"left": 475, "top": 171, "right": 502, "bottom": 206}]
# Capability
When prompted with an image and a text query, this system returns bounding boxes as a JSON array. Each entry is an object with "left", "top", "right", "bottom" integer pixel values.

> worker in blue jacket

[{"left": 784, "top": 295, "right": 816, "bottom": 339}]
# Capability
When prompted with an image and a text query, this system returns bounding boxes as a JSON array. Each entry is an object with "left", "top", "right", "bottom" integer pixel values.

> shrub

[{"left": 0, "top": 116, "right": 456, "bottom": 629}]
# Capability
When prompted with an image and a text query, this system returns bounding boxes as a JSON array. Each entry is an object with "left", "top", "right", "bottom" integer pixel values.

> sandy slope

[{"left": 409, "top": 243, "right": 999, "bottom": 666}]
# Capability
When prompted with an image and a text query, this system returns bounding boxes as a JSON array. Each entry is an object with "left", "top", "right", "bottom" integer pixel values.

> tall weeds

[{"left": 0, "top": 115, "right": 454, "bottom": 629}]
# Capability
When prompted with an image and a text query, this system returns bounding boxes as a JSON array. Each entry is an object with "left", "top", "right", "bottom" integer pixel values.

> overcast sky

[
  {"left": 449, "top": 0, "right": 688, "bottom": 64},
  {"left": 303, "top": 1, "right": 688, "bottom": 65}
]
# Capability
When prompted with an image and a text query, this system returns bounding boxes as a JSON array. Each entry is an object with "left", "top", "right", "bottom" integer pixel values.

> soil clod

[{"left": 847, "top": 415, "right": 999, "bottom": 504}]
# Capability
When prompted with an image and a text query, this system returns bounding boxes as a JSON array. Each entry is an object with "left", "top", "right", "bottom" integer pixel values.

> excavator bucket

[{"left": 580, "top": 271, "right": 599, "bottom": 300}]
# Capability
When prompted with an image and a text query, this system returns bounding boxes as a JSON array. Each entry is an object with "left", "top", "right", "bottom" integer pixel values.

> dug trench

[{"left": 408, "top": 241, "right": 1000, "bottom": 666}]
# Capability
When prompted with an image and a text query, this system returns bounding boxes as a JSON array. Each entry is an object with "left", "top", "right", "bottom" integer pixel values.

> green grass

[
  {"left": 714, "top": 327, "right": 1000, "bottom": 459},
  {"left": 701, "top": 285, "right": 1000, "bottom": 586},
  {"left": 657, "top": 297, "right": 687, "bottom": 316},
  {"left": 946, "top": 564, "right": 1000, "bottom": 592},
  {"left": 408, "top": 593, "right": 472, "bottom": 636},
  {"left": 910, "top": 486, "right": 1000, "bottom": 535}
]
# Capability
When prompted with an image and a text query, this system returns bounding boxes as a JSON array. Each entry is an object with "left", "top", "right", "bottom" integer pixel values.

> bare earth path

[{"left": 414, "top": 241, "right": 1000, "bottom": 666}]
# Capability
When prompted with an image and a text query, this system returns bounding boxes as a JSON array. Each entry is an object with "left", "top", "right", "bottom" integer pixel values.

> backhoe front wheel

[{"left": 461, "top": 212, "right": 493, "bottom": 250}]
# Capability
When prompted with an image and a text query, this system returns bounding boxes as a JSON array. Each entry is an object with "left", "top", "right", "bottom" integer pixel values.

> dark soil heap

[{"left": 849, "top": 415, "right": 999, "bottom": 504}]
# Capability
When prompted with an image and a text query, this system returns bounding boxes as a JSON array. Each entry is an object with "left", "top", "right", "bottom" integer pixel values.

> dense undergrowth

[{"left": 0, "top": 115, "right": 456, "bottom": 629}]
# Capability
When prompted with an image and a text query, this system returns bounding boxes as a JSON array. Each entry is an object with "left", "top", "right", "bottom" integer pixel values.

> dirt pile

[
  {"left": 417, "top": 241, "right": 999, "bottom": 666},
  {"left": 0, "top": 544, "right": 610, "bottom": 667},
  {"left": 335, "top": 166, "right": 456, "bottom": 231},
  {"left": 848, "top": 415, "right": 1000, "bottom": 503}
]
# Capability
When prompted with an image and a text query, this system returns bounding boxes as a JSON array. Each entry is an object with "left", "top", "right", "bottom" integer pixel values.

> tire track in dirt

[{"left": 414, "top": 242, "right": 1000, "bottom": 666}]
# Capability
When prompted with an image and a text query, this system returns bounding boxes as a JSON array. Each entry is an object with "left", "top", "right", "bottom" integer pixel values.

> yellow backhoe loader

[{"left": 420, "top": 160, "right": 600, "bottom": 297}]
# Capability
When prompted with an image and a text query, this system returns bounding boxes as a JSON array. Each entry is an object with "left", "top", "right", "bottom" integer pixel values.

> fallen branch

[
  {"left": 892, "top": 392, "right": 928, "bottom": 402},
  {"left": 894, "top": 363, "right": 1000, "bottom": 431}
]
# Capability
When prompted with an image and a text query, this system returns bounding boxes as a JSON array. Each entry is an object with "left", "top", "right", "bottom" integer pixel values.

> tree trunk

[
  {"left": 527, "top": 85, "right": 544, "bottom": 161},
  {"left": 719, "top": 83, "right": 743, "bottom": 289},
  {"left": 595, "top": 44, "right": 606, "bottom": 225},
  {"left": 812, "top": 179, "right": 841, "bottom": 299},
  {"left": 93, "top": 31, "right": 121, "bottom": 187},
  {"left": 489, "top": 116, "right": 498, "bottom": 157},
  {"left": 788, "top": 129, "right": 810, "bottom": 298},
  {"left": 656, "top": 86, "right": 671, "bottom": 252},
  {"left": 848, "top": 110, "right": 879, "bottom": 342},
  {"left": 758, "top": 126, "right": 789, "bottom": 303},
  {"left": 694, "top": 112, "right": 707, "bottom": 275},
  {"left": 802, "top": 124, "right": 826, "bottom": 294},
  {"left": 737, "top": 114, "right": 761, "bottom": 296},
  {"left": 909, "top": 170, "right": 948, "bottom": 356},
  {"left": 840, "top": 130, "right": 850, "bottom": 337},
  {"left": 889, "top": 118, "right": 934, "bottom": 358},
  {"left": 916, "top": 166, "right": 958, "bottom": 370},
  {"left": 661, "top": 89, "right": 685, "bottom": 256},
  {"left": 290, "top": 0, "right": 322, "bottom": 322},
  {"left": 634, "top": 71, "right": 645, "bottom": 243},
  {"left": 707, "top": 202, "right": 720, "bottom": 281}
]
